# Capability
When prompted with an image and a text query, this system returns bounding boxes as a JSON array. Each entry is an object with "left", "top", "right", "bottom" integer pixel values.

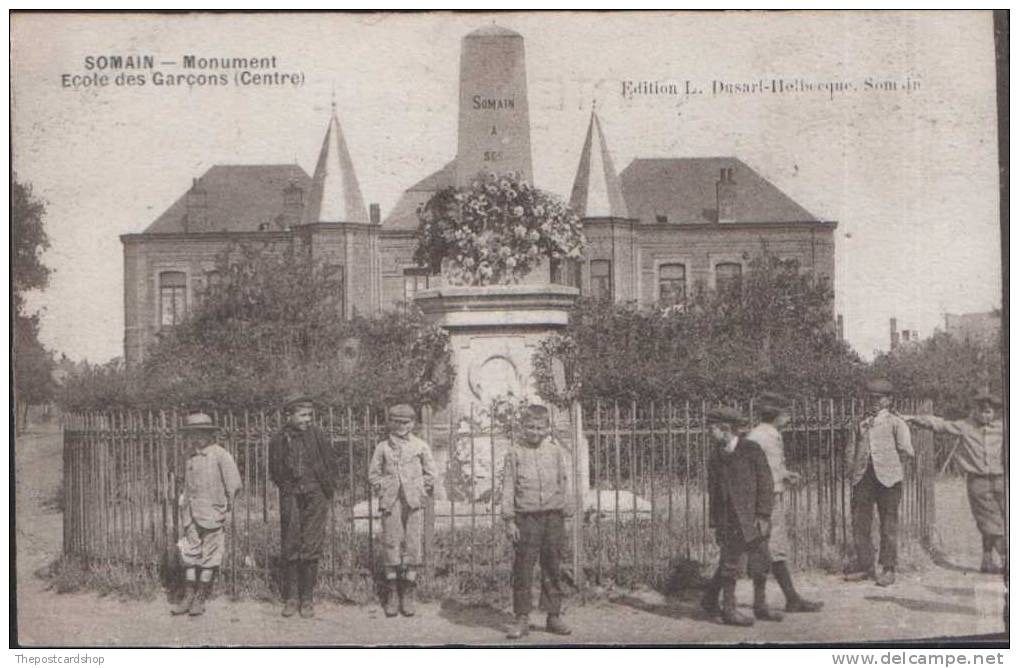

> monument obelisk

[{"left": 455, "top": 25, "right": 533, "bottom": 187}]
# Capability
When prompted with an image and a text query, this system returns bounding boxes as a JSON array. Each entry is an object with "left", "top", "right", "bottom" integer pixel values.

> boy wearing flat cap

[
  {"left": 705, "top": 405, "right": 777, "bottom": 626},
  {"left": 909, "top": 391, "right": 1006, "bottom": 573},
  {"left": 845, "top": 379, "right": 913, "bottom": 587},
  {"left": 369, "top": 403, "right": 436, "bottom": 617},
  {"left": 172, "top": 412, "right": 242, "bottom": 617},
  {"left": 269, "top": 394, "right": 338, "bottom": 618},
  {"left": 501, "top": 404, "right": 574, "bottom": 639}
]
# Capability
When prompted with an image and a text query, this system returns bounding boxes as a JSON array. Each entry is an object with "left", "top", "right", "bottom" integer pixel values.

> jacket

[
  {"left": 182, "top": 443, "right": 242, "bottom": 530},
  {"left": 848, "top": 409, "right": 913, "bottom": 487},
  {"left": 909, "top": 415, "right": 1003, "bottom": 476},
  {"left": 745, "top": 422, "right": 790, "bottom": 493},
  {"left": 501, "top": 436, "right": 573, "bottom": 520},
  {"left": 368, "top": 433, "right": 436, "bottom": 511},
  {"left": 708, "top": 437, "right": 774, "bottom": 542},
  {"left": 268, "top": 423, "right": 339, "bottom": 498}
]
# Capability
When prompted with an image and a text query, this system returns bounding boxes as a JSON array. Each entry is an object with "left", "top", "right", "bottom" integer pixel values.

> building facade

[{"left": 121, "top": 26, "right": 836, "bottom": 367}]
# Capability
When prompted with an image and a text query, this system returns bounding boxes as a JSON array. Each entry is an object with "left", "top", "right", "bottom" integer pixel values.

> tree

[{"left": 12, "top": 177, "right": 55, "bottom": 431}]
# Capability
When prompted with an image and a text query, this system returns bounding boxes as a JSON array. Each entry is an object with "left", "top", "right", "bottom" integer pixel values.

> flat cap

[
  {"left": 180, "top": 412, "right": 218, "bottom": 431},
  {"left": 387, "top": 404, "right": 416, "bottom": 420},
  {"left": 705, "top": 406, "right": 747, "bottom": 426},
  {"left": 757, "top": 392, "right": 791, "bottom": 411},
  {"left": 865, "top": 379, "right": 894, "bottom": 395},
  {"left": 972, "top": 390, "right": 1002, "bottom": 407},
  {"left": 283, "top": 392, "right": 319, "bottom": 409}
]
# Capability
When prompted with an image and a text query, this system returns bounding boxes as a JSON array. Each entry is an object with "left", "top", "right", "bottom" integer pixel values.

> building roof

[
  {"left": 569, "top": 110, "right": 628, "bottom": 218},
  {"left": 619, "top": 157, "right": 819, "bottom": 225},
  {"left": 382, "top": 160, "right": 455, "bottom": 231},
  {"left": 144, "top": 164, "right": 310, "bottom": 234},
  {"left": 303, "top": 106, "right": 369, "bottom": 224}
]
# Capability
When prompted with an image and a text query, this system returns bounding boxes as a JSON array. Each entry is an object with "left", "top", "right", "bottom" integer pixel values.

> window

[
  {"left": 550, "top": 258, "right": 581, "bottom": 289},
  {"left": 715, "top": 262, "right": 742, "bottom": 292},
  {"left": 403, "top": 268, "right": 429, "bottom": 304},
  {"left": 159, "top": 271, "right": 187, "bottom": 327},
  {"left": 590, "top": 260, "right": 612, "bottom": 301},
  {"left": 658, "top": 263, "right": 686, "bottom": 306}
]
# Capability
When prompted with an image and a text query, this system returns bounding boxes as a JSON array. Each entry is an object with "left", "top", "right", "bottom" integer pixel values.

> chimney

[
  {"left": 716, "top": 167, "right": 737, "bottom": 223},
  {"left": 369, "top": 203, "right": 380, "bottom": 225},
  {"left": 280, "top": 179, "right": 304, "bottom": 229},
  {"left": 890, "top": 317, "right": 899, "bottom": 350},
  {"left": 836, "top": 313, "right": 844, "bottom": 341},
  {"left": 186, "top": 178, "right": 208, "bottom": 231}
]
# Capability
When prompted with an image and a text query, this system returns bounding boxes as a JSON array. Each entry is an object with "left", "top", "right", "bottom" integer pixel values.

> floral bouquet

[{"left": 414, "top": 171, "right": 585, "bottom": 286}]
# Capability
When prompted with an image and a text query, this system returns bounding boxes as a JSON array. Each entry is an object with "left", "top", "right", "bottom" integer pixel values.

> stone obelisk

[{"left": 455, "top": 25, "right": 533, "bottom": 187}]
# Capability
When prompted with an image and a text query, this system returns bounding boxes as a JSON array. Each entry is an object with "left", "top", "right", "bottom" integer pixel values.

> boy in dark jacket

[
  {"left": 705, "top": 406, "right": 777, "bottom": 626},
  {"left": 268, "top": 394, "right": 339, "bottom": 619}
]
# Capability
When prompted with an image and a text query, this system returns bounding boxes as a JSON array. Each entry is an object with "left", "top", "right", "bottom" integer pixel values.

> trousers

[
  {"left": 279, "top": 486, "right": 329, "bottom": 562},
  {"left": 381, "top": 491, "right": 424, "bottom": 567},
  {"left": 851, "top": 463, "right": 902, "bottom": 570},
  {"left": 512, "top": 511, "right": 565, "bottom": 616},
  {"left": 715, "top": 526, "right": 771, "bottom": 580}
]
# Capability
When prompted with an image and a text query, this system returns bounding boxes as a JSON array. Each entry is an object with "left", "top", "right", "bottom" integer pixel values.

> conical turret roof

[
  {"left": 303, "top": 103, "right": 369, "bottom": 224},
  {"left": 569, "top": 109, "right": 628, "bottom": 218}
]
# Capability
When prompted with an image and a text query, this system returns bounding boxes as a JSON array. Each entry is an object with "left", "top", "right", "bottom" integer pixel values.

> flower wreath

[{"left": 532, "top": 333, "right": 581, "bottom": 408}]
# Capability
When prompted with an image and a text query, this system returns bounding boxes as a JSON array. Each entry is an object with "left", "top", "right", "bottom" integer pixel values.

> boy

[
  {"left": 845, "top": 379, "right": 913, "bottom": 587},
  {"left": 269, "top": 394, "right": 339, "bottom": 618},
  {"left": 705, "top": 405, "right": 776, "bottom": 626},
  {"left": 172, "top": 412, "right": 242, "bottom": 617},
  {"left": 908, "top": 391, "right": 1005, "bottom": 573},
  {"left": 501, "top": 404, "right": 573, "bottom": 639},
  {"left": 369, "top": 403, "right": 436, "bottom": 617}
]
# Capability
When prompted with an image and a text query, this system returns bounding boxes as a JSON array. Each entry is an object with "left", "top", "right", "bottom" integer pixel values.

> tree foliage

[{"left": 59, "top": 242, "right": 454, "bottom": 411}]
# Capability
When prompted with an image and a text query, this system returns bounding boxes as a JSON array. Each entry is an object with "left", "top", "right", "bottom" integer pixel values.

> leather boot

[
  {"left": 546, "top": 614, "right": 572, "bottom": 635},
  {"left": 752, "top": 576, "right": 784, "bottom": 621},
  {"left": 299, "top": 560, "right": 318, "bottom": 618},
  {"left": 720, "top": 579, "right": 754, "bottom": 627},
  {"left": 399, "top": 569, "right": 417, "bottom": 617},
  {"left": 383, "top": 578, "right": 400, "bottom": 617},
  {"left": 506, "top": 614, "right": 530, "bottom": 639},
  {"left": 171, "top": 581, "right": 196, "bottom": 616},
  {"left": 772, "top": 561, "right": 823, "bottom": 612},
  {"left": 700, "top": 567, "right": 722, "bottom": 614},
  {"left": 281, "top": 561, "right": 299, "bottom": 617},
  {"left": 876, "top": 568, "right": 896, "bottom": 587},
  {"left": 189, "top": 578, "right": 212, "bottom": 616}
]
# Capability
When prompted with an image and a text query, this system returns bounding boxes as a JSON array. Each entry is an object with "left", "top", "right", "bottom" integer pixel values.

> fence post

[{"left": 571, "top": 400, "right": 583, "bottom": 592}]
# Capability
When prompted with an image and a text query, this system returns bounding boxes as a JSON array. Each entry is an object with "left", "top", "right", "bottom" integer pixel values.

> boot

[
  {"left": 752, "top": 576, "right": 784, "bottom": 621},
  {"left": 876, "top": 568, "right": 896, "bottom": 587},
  {"left": 399, "top": 569, "right": 417, "bottom": 617},
  {"left": 171, "top": 581, "right": 197, "bottom": 616},
  {"left": 719, "top": 579, "right": 754, "bottom": 627},
  {"left": 383, "top": 579, "right": 400, "bottom": 617},
  {"left": 773, "top": 561, "right": 823, "bottom": 612},
  {"left": 981, "top": 551, "right": 1001, "bottom": 574},
  {"left": 506, "top": 614, "right": 530, "bottom": 639},
  {"left": 700, "top": 568, "right": 722, "bottom": 615},
  {"left": 281, "top": 561, "right": 299, "bottom": 617},
  {"left": 188, "top": 579, "right": 212, "bottom": 616},
  {"left": 546, "top": 613, "right": 572, "bottom": 636},
  {"left": 299, "top": 560, "right": 318, "bottom": 618}
]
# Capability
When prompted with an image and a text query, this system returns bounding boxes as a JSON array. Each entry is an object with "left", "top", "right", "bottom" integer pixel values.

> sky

[{"left": 12, "top": 11, "right": 1002, "bottom": 363}]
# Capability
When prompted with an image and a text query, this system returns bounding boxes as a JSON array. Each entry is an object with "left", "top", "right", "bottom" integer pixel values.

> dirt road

[{"left": 14, "top": 423, "right": 1007, "bottom": 646}]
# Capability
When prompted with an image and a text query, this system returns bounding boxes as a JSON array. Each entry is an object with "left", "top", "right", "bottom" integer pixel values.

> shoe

[
  {"left": 281, "top": 562, "right": 299, "bottom": 617},
  {"left": 383, "top": 580, "right": 400, "bottom": 618},
  {"left": 546, "top": 614, "right": 572, "bottom": 636},
  {"left": 876, "top": 569, "right": 896, "bottom": 587},
  {"left": 171, "top": 583, "right": 196, "bottom": 616},
  {"left": 506, "top": 615, "right": 530, "bottom": 639},
  {"left": 843, "top": 570, "right": 874, "bottom": 582},
  {"left": 399, "top": 580, "right": 417, "bottom": 617},
  {"left": 188, "top": 581, "right": 211, "bottom": 616},
  {"left": 700, "top": 570, "right": 722, "bottom": 614},
  {"left": 785, "top": 597, "right": 824, "bottom": 613},
  {"left": 720, "top": 580, "right": 754, "bottom": 627},
  {"left": 281, "top": 599, "right": 299, "bottom": 617}
]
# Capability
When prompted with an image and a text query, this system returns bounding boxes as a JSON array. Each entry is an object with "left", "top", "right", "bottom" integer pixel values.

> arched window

[
  {"left": 159, "top": 271, "right": 187, "bottom": 327},
  {"left": 715, "top": 262, "right": 742, "bottom": 292},
  {"left": 590, "top": 260, "right": 612, "bottom": 301},
  {"left": 658, "top": 263, "right": 686, "bottom": 306}
]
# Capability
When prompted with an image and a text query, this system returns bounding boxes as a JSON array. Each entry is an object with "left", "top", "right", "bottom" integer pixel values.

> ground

[{"left": 14, "top": 422, "right": 1007, "bottom": 647}]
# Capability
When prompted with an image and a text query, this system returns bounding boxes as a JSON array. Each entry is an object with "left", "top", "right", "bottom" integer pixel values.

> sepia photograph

[{"left": 10, "top": 10, "right": 1008, "bottom": 651}]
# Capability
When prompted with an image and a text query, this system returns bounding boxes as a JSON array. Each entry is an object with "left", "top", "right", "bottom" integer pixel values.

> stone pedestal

[{"left": 415, "top": 283, "right": 586, "bottom": 504}]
